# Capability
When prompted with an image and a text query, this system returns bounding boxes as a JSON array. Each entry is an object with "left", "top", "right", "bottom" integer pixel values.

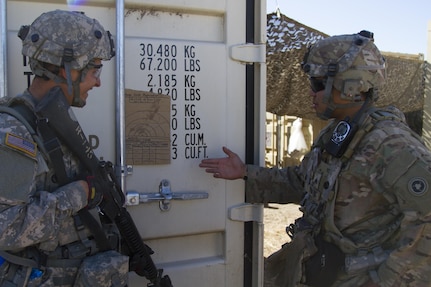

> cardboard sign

[{"left": 125, "top": 89, "right": 170, "bottom": 165}]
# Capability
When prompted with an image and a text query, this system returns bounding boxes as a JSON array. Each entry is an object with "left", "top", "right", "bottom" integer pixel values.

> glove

[{"left": 85, "top": 175, "right": 104, "bottom": 209}]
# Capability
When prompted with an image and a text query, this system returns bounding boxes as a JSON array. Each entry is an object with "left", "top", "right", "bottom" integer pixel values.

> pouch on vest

[
  {"left": 73, "top": 250, "right": 129, "bottom": 287},
  {"left": 264, "top": 230, "right": 317, "bottom": 287},
  {"left": 303, "top": 234, "right": 345, "bottom": 287},
  {"left": 0, "top": 261, "right": 44, "bottom": 287}
]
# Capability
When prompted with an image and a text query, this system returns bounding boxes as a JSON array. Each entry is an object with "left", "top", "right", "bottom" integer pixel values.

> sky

[{"left": 267, "top": 0, "right": 431, "bottom": 59}]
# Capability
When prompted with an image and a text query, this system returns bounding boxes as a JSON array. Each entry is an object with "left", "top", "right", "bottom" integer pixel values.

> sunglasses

[{"left": 309, "top": 77, "right": 327, "bottom": 93}]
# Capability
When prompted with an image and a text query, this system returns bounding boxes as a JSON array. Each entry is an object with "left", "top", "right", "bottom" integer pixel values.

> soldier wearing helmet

[
  {"left": 302, "top": 30, "right": 386, "bottom": 120},
  {"left": 200, "top": 31, "right": 431, "bottom": 286},
  {"left": 0, "top": 10, "right": 128, "bottom": 286},
  {"left": 19, "top": 9, "right": 115, "bottom": 107}
]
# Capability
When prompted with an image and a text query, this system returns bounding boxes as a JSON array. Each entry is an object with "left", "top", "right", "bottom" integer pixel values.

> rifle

[{"left": 35, "top": 90, "right": 173, "bottom": 287}]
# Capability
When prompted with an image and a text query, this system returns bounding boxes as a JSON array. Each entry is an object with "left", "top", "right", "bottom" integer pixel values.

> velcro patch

[
  {"left": 408, "top": 177, "right": 429, "bottom": 196},
  {"left": 5, "top": 133, "right": 37, "bottom": 157}
]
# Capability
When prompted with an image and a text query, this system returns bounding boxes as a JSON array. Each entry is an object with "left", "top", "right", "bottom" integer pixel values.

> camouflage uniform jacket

[
  {"left": 246, "top": 106, "right": 431, "bottom": 287},
  {"left": 0, "top": 89, "right": 128, "bottom": 286}
]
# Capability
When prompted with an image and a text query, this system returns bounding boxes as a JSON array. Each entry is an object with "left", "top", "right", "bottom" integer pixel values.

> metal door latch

[{"left": 126, "top": 179, "right": 209, "bottom": 211}]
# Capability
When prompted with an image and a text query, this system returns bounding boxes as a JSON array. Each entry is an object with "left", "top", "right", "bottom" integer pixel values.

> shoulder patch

[
  {"left": 5, "top": 132, "right": 37, "bottom": 158},
  {"left": 408, "top": 177, "right": 429, "bottom": 196}
]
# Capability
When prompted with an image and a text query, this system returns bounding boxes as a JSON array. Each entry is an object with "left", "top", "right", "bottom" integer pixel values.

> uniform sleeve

[
  {"left": 0, "top": 113, "right": 88, "bottom": 250},
  {"left": 0, "top": 181, "right": 88, "bottom": 250},
  {"left": 245, "top": 164, "right": 305, "bottom": 204},
  {"left": 376, "top": 150, "right": 431, "bottom": 286},
  {"left": 368, "top": 128, "right": 431, "bottom": 286}
]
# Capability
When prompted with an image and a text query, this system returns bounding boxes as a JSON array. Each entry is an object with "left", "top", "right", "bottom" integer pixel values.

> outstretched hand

[{"left": 199, "top": 146, "right": 246, "bottom": 180}]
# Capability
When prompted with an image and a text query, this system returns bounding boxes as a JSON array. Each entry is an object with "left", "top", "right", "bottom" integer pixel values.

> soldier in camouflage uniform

[
  {"left": 0, "top": 10, "right": 129, "bottom": 286},
  {"left": 200, "top": 31, "right": 431, "bottom": 287}
]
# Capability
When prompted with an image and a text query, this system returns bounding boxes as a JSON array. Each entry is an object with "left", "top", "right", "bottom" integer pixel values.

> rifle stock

[{"left": 35, "top": 90, "right": 173, "bottom": 287}]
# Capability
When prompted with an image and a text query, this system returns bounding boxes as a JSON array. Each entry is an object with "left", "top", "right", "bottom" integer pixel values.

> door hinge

[
  {"left": 230, "top": 43, "right": 266, "bottom": 64},
  {"left": 228, "top": 203, "right": 263, "bottom": 223}
]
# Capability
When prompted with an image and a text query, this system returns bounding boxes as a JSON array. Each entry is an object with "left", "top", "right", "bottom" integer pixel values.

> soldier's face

[
  {"left": 310, "top": 85, "right": 360, "bottom": 120},
  {"left": 310, "top": 88, "right": 326, "bottom": 115},
  {"left": 77, "top": 59, "right": 103, "bottom": 105},
  {"left": 61, "top": 59, "right": 102, "bottom": 106},
  {"left": 309, "top": 77, "right": 328, "bottom": 116}
]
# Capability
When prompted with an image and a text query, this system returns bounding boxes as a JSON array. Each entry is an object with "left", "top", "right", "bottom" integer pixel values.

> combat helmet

[
  {"left": 302, "top": 31, "right": 386, "bottom": 120},
  {"left": 18, "top": 10, "right": 115, "bottom": 107}
]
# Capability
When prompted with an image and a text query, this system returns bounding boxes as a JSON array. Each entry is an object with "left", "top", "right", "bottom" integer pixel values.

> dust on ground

[{"left": 263, "top": 203, "right": 302, "bottom": 257}]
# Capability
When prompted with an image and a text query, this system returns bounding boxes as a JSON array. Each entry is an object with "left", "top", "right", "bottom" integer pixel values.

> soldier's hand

[{"left": 199, "top": 146, "right": 246, "bottom": 180}]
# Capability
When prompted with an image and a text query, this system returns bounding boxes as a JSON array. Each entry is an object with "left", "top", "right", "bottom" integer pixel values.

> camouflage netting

[{"left": 266, "top": 12, "right": 426, "bottom": 121}]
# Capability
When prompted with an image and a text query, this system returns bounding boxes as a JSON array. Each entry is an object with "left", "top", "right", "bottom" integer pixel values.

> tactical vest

[{"left": 295, "top": 107, "right": 411, "bottom": 280}]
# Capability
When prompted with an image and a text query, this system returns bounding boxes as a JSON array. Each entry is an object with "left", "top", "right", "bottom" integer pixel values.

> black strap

[
  {"left": 0, "top": 250, "right": 38, "bottom": 268},
  {"left": 36, "top": 118, "right": 69, "bottom": 185},
  {"left": 9, "top": 104, "right": 37, "bottom": 132},
  {"left": 7, "top": 102, "right": 69, "bottom": 185}
]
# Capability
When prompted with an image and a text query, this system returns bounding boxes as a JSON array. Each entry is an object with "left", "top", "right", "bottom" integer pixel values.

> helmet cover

[
  {"left": 19, "top": 9, "right": 115, "bottom": 71},
  {"left": 302, "top": 31, "right": 386, "bottom": 96}
]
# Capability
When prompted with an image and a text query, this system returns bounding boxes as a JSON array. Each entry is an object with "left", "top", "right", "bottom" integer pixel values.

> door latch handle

[{"left": 126, "top": 179, "right": 209, "bottom": 211}]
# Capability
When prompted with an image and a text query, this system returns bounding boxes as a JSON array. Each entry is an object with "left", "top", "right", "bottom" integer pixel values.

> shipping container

[{"left": 0, "top": 0, "right": 266, "bottom": 286}]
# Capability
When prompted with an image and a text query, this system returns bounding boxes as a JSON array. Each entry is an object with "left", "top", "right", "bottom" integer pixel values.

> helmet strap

[
  {"left": 319, "top": 76, "right": 336, "bottom": 120},
  {"left": 71, "top": 72, "right": 85, "bottom": 107},
  {"left": 318, "top": 75, "right": 366, "bottom": 120},
  {"left": 64, "top": 62, "right": 73, "bottom": 95},
  {"left": 61, "top": 47, "right": 85, "bottom": 107},
  {"left": 61, "top": 47, "right": 75, "bottom": 96},
  {"left": 30, "top": 60, "right": 66, "bottom": 85}
]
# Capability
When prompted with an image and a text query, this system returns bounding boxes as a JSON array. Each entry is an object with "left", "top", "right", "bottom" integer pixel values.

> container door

[{"left": 4, "top": 1, "right": 266, "bottom": 286}]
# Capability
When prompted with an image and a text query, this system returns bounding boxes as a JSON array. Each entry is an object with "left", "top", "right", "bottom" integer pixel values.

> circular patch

[{"left": 408, "top": 177, "right": 429, "bottom": 196}]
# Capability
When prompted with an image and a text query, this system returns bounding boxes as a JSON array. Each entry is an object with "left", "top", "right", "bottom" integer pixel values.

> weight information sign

[{"left": 125, "top": 39, "right": 226, "bottom": 163}]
